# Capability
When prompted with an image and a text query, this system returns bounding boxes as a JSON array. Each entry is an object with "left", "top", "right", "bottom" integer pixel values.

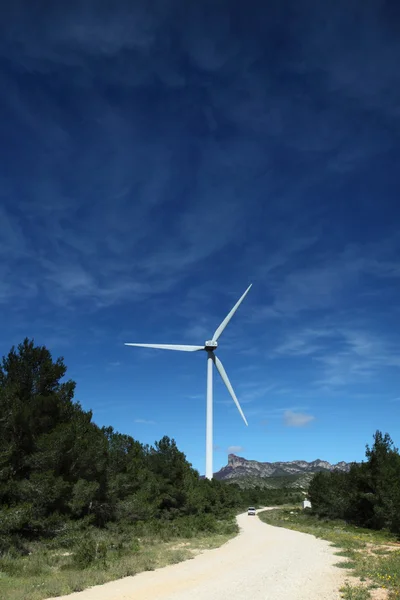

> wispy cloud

[
  {"left": 134, "top": 418, "right": 156, "bottom": 425},
  {"left": 283, "top": 410, "right": 315, "bottom": 428},
  {"left": 271, "top": 320, "right": 400, "bottom": 390},
  {"left": 105, "top": 361, "right": 122, "bottom": 372},
  {"left": 273, "top": 328, "right": 328, "bottom": 357},
  {"left": 1, "top": 2, "right": 399, "bottom": 319},
  {"left": 235, "top": 382, "right": 277, "bottom": 405},
  {"left": 252, "top": 241, "right": 400, "bottom": 322},
  {"left": 187, "top": 394, "right": 204, "bottom": 401},
  {"left": 315, "top": 328, "right": 400, "bottom": 388},
  {"left": 227, "top": 445, "right": 244, "bottom": 454},
  {"left": 1, "top": 152, "right": 253, "bottom": 314},
  {"left": 182, "top": 322, "right": 212, "bottom": 343}
]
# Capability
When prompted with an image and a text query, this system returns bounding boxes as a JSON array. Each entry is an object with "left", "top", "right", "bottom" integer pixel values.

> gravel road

[{"left": 50, "top": 508, "right": 347, "bottom": 600}]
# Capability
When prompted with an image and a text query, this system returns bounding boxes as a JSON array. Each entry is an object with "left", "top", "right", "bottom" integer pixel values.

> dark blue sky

[{"left": 1, "top": 1, "right": 400, "bottom": 474}]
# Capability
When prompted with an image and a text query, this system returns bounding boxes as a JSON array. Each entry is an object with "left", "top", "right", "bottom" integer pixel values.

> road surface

[{"left": 49, "top": 508, "right": 347, "bottom": 600}]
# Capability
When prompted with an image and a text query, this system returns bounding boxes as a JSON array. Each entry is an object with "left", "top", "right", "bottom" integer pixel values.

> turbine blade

[
  {"left": 213, "top": 355, "right": 248, "bottom": 426},
  {"left": 212, "top": 284, "right": 252, "bottom": 341},
  {"left": 125, "top": 343, "right": 204, "bottom": 352}
]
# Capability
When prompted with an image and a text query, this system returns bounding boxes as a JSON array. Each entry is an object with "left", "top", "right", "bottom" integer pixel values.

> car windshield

[{"left": 248, "top": 507, "right": 255, "bottom": 510}]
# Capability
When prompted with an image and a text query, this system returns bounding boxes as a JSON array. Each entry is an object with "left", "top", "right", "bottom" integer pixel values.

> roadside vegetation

[
  {"left": 0, "top": 339, "right": 302, "bottom": 600},
  {"left": 259, "top": 430, "right": 400, "bottom": 600},
  {"left": 0, "top": 516, "right": 238, "bottom": 600}
]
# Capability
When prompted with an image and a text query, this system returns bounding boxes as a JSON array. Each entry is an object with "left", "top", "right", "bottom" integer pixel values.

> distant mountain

[{"left": 212, "top": 454, "right": 352, "bottom": 489}]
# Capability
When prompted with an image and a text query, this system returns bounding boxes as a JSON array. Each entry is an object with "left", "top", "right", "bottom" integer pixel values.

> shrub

[{"left": 73, "top": 536, "right": 97, "bottom": 569}]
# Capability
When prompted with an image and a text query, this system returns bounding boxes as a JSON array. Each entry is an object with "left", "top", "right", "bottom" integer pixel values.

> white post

[{"left": 205, "top": 352, "right": 213, "bottom": 480}]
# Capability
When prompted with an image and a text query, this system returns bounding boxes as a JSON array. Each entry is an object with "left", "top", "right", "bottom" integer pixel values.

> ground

[{"left": 46, "top": 508, "right": 348, "bottom": 600}]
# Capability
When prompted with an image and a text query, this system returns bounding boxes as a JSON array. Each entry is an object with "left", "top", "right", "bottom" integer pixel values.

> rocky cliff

[{"left": 213, "top": 454, "right": 352, "bottom": 488}]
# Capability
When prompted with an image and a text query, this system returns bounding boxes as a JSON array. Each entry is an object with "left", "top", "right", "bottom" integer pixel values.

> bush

[{"left": 73, "top": 536, "right": 97, "bottom": 569}]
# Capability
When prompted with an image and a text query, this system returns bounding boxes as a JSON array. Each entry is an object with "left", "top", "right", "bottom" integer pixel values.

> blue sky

[{"left": 1, "top": 1, "right": 400, "bottom": 475}]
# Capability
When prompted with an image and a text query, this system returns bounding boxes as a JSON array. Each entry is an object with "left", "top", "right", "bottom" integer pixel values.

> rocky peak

[
  {"left": 215, "top": 454, "right": 352, "bottom": 483},
  {"left": 227, "top": 453, "right": 247, "bottom": 468}
]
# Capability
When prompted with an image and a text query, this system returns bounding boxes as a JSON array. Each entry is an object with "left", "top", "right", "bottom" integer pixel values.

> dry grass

[{"left": 0, "top": 527, "right": 236, "bottom": 600}]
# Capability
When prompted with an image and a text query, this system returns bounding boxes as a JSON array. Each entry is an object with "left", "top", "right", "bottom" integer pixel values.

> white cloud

[
  {"left": 249, "top": 241, "right": 400, "bottom": 323},
  {"left": 1, "top": 136, "right": 253, "bottom": 313},
  {"left": 314, "top": 328, "right": 400, "bottom": 388},
  {"left": 182, "top": 322, "right": 212, "bottom": 343},
  {"left": 105, "top": 361, "right": 122, "bottom": 371},
  {"left": 283, "top": 410, "right": 315, "bottom": 427},
  {"left": 134, "top": 418, "right": 156, "bottom": 425},
  {"left": 270, "top": 321, "right": 400, "bottom": 391},
  {"left": 272, "top": 328, "right": 329, "bottom": 357},
  {"left": 187, "top": 394, "right": 204, "bottom": 401},
  {"left": 216, "top": 381, "right": 277, "bottom": 409},
  {"left": 236, "top": 382, "right": 277, "bottom": 404},
  {"left": 3, "top": 1, "right": 398, "bottom": 317},
  {"left": 227, "top": 445, "right": 244, "bottom": 454}
]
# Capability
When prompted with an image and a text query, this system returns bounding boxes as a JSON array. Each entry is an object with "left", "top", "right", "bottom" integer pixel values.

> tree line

[
  {"left": 308, "top": 430, "right": 400, "bottom": 534},
  {"left": 0, "top": 339, "right": 300, "bottom": 554}
]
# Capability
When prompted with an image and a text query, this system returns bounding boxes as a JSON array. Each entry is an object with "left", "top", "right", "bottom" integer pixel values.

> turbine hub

[{"left": 205, "top": 340, "right": 218, "bottom": 351}]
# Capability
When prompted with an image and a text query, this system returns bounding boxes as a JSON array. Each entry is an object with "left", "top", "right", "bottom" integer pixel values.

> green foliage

[
  {"left": 73, "top": 536, "right": 97, "bottom": 569},
  {"left": 71, "top": 536, "right": 108, "bottom": 569},
  {"left": 340, "top": 582, "right": 371, "bottom": 600},
  {"left": 222, "top": 472, "right": 314, "bottom": 490},
  {"left": 309, "top": 430, "right": 400, "bottom": 535},
  {"left": 0, "top": 337, "right": 295, "bottom": 565}
]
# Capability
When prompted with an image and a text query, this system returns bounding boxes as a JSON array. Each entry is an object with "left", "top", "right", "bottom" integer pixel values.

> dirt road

[{"left": 49, "top": 508, "right": 347, "bottom": 600}]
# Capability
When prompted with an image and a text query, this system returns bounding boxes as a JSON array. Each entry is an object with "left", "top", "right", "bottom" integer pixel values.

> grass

[
  {"left": 259, "top": 507, "right": 400, "bottom": 600},
  {"left": 0, "top": 517, "right": 238, "bottom": 600},
  {"left": 340, "top": 582, "right": 371, "bottom": 600}
]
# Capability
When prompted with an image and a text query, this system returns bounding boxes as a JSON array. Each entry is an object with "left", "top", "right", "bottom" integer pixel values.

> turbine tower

[{"left": 125, "top": 284, "right": 252, "bottom": 480}]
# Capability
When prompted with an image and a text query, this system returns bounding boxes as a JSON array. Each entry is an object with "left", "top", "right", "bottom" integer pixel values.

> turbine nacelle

[{"left": 204, "top": 340, "right": 218, "bottom": 351}]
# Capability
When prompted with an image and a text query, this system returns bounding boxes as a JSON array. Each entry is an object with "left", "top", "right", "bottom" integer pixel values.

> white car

[{"left": 247, "top": 506, "right": 256, "bottom": 516}]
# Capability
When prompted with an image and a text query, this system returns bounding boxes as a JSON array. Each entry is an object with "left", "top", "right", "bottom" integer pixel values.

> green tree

[
  {"left": 148, "top": 436, "right": 195, "bottom": 516},
  {"left": 0, "top": 338, "right": 76, "bottom": 485},
  {"left": 0, "top": 339, "right": 108, "bottom": 530},
  {"left": 309, "top": 431, "right": 400, "bottom": 535},
  {"left": 364, "top": 431, "right": 400, "bottom": 532}
]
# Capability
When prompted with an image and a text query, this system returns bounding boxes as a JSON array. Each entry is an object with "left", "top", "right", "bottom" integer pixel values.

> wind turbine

[{"left": 125, "top": 284, "right": 252, "bottom": 480}]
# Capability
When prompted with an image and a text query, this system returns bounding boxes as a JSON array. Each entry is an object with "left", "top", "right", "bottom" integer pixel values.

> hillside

[{"left": 213, "top": 454, "right": 352, "bottom": 489}]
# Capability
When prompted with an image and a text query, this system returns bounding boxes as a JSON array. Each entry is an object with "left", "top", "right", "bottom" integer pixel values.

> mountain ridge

[{"left": 211, "top": 453, "right": 353, "bottom": 488}]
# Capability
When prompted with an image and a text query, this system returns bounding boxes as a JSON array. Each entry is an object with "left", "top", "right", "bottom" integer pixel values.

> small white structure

[{"left": 302, "top": 499, "right": 312, "bottom": 509}]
